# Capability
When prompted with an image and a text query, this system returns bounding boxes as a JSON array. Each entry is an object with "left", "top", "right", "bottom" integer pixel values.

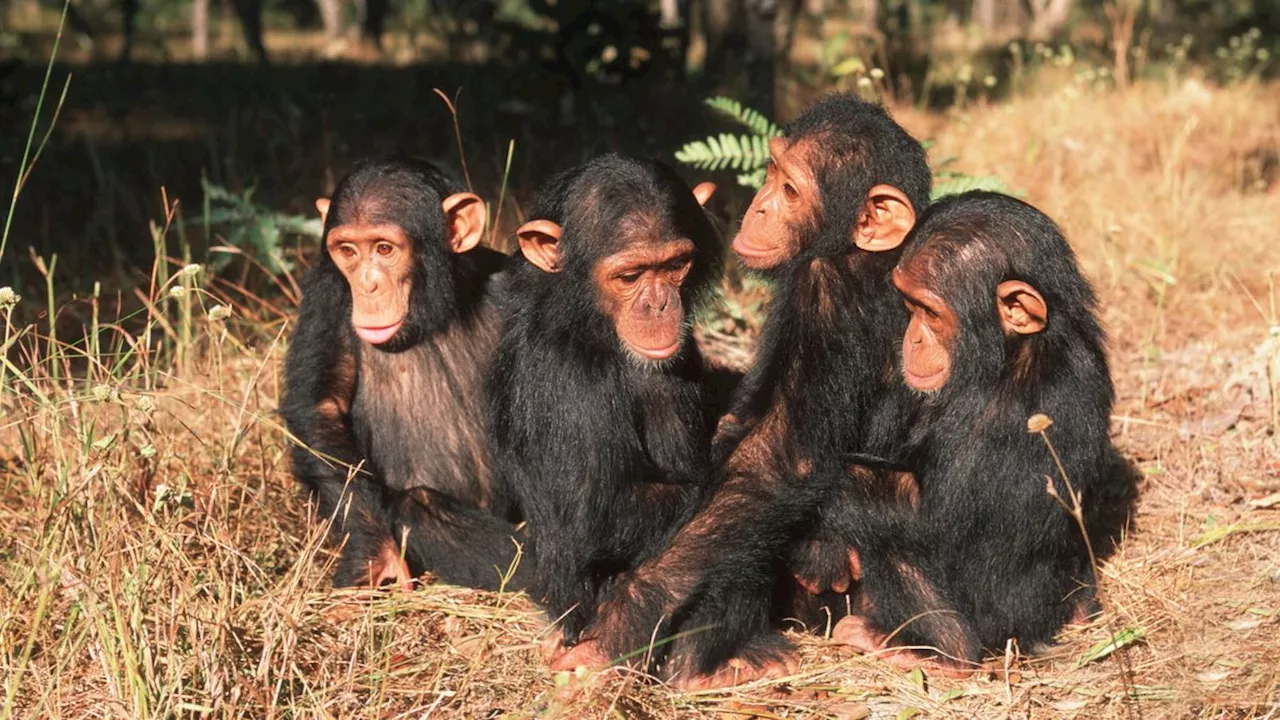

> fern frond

[
  {"left": 930, "top": 174, "right": 1020, "bottom": 200},
  {"left": 737, "top": 168, "right": 767, "bottom": 190},
  {"left": 704, "top": 96, "right": 782, "bottom": 138},
  {"left": 675, "top": 132, "right": 772, "bottom": 173}
]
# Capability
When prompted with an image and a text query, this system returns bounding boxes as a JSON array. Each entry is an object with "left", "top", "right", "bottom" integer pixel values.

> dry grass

[{"left": 2, "top": 75, "right": 1279, "bottom": 719}]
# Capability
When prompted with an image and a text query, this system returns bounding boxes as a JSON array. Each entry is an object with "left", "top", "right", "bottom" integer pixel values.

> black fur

[
  {"left": 845, "top": 191, "right": 1139, "bottom": 664},
  {"left": 576, "top": 94, "right": 934, "bottom": 680},
  {"left": 280, "top": 156, "right": 528, "bottom": 591},
  {"left": 488, "top": 154, "right": 724, "bottom": 645}
]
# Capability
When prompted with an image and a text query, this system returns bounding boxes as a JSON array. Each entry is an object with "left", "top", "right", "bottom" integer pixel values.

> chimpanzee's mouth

[
  {"left": 355, "top": 322, "right": 403, "bottom": 345},
  {"left": 628, "top": 340, "right": 681, "bottom": 361}
]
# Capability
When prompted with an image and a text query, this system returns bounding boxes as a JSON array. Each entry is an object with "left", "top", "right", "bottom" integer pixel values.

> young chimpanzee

[
  {"left": 281, "top": 157, "right": 528, "bottom": 592},
  {"left": 830, "top": 190, "right": 1139, "bottom": 672},
  {"left": 487, "top": 154, "right": 722, "bottom": 651},
  {"left": 553, "top": 94, "right": 933, "bottom": 686}
]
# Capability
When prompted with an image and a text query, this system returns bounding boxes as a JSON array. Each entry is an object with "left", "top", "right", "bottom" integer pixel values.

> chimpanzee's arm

[
  {"left": 281, "top": 268, "right": 395, "bottom": 586},
  {"left": 573, "top": 422, "right": 829, "bottom": 677}
]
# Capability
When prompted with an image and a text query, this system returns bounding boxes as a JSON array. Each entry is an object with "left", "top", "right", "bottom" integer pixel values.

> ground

[{"left": 0, "top": 74, "right": 1278, "bottom": 718}]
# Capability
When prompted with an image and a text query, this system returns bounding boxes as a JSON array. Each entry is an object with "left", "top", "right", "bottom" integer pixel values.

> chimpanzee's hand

[{"left": 789, "top": 539, "right": 861, "bottom": 595}]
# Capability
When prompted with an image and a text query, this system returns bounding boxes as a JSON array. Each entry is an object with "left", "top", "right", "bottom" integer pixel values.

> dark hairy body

[
  {"left": 489, "top": 154, "right": 724, "bottom": 647},
  {"left": 555, "top": 95, "right": 933, "bottom": 685},
  {"left": 281, "top": 157, "right": 527, "bottom": 592},
  {"left": 831, "top": 191, "right": 1139, "bottom": 670}
]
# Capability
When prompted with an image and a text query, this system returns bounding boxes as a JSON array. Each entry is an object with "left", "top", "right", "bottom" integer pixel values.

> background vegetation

[{"left": 1, "top": 0, "right": 1278, "bottom": 716}]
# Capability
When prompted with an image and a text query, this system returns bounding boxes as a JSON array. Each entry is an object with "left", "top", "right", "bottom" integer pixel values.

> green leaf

[
  {"left": 736, "top": 168, "right": 767, "bottom": 190},
  {"left": 1189, "top": 520, "right": 1280, "bottom": 549},
  {"left": 930, "top": 174, "right": 1018, "bottom": 200},
  {"left": 1074, "top": 626, "right": 1146, "bottom": 668},
  {"left": 938, "top": 688, "right": 967, "bottom": 703},
  {"left": 907, "top": 666, "right": 926, "bottom": 692},
  {"left": 195, "top": 178, "right": 314, "bottom": 279},
  {"left": 676, "top": 132, "right": 772, "bottom": 175},
  {"left": 831, "top": 57, "right": 865, "bottom": 77},
  {"left": 704, "top": 96, "right": 782, "bottom": 137}
]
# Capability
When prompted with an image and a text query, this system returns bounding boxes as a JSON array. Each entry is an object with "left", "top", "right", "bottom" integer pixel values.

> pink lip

[
  {"left": 630, "top": 340, "right": 681, "bottom": 361},
  {"left": 904, "top": 366, "right": 946, "bottom": 390},
  {"left": 731, "top": 235, "right": 772, "bottom": 258},
  {"left": 355, "top": 321, "right": 403, "bottom": 345}
]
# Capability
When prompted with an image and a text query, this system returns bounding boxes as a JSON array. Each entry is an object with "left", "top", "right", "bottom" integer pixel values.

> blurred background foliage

[{"left": 0, "top": 0, "right": 1275, "bottom": 299}]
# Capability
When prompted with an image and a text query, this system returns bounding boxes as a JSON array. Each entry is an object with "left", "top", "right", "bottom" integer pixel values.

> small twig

[
  {"left": 1031, "top": 414, "right": 1143, "bottom": 720},
  {"left": 432, "top": 88, "right": 473, "bottom": 192}
]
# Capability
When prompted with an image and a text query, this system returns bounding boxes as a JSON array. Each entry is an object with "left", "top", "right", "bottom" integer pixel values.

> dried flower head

[
  {"left": 0, "top": 286, "right": 19, "bottom": 310},
  {"left": 208, "top": 304, "right": 232, "bottom": 322},
  {"left": 1027, "top": 414, "right": 1054, "bottom": 433}
]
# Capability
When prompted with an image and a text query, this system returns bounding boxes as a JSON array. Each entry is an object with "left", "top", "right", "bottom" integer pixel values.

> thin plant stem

[
  {"left": 1037, "top": 426, "right": 1142, "bottom": 720},
  {"left": 1, "top": 0, "right": 72, "bottom": 264}
]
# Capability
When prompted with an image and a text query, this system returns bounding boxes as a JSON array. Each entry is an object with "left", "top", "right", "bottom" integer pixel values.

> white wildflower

[{"left": 208, "top": 304, "right": 232, "bottom": 322}]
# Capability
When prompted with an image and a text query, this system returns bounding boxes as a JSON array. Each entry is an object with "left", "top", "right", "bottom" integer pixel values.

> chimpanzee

[
  {"left": 487, "top": 154, "right": 723, "bottom": 651},
  {"left": 280, "top": 157, "right": 528, "bottom": 592},
  {"left": 552, "top": 94, "right": 933, "bottom": 686},
  {"left": 829, "top": 190, "right": 1138, "bottom": 672}
]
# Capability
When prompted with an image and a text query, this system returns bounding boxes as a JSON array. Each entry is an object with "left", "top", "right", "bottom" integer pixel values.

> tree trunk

[
  {"left": 858, "top": 0, "right": 877, "bottom": 34},
  {"left": 973, "top": 0, "right": 997, "bottom": 34},
  {"left": 231, "top": 0, "right": 267, "bottom": 61},
  {"left": 361, "top": 0, "right": 387, "bottom": 48},
  {"left": 1028, "top": 0, "right": 1072, "bottom": 39},
  {"left": 744, "top": 0, "right": 776, "bottom": 115},
  {"left": 701, "top": 0, "right": 744, "bottom": 77},
  {"left": 317, "top": 0, "right": 344, "bottom": 41},
  {"left": 192, "top": 0, "right": 210, "bottom": 59},
  {"left": 660, "top": 0, "right": 679, "bottom": 27}
]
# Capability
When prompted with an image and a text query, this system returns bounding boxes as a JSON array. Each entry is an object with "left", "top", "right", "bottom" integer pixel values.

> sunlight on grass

[{"left": 2, "top": 19, "right": 1279, "bottom": 717}]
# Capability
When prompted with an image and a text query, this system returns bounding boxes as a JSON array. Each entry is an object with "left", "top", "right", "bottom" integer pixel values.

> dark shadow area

[
  {"left": 0, "top": 55, "right": 732, "bottom": 295},
  {"left": 3, "top": 0, "right": 1277, "bottom": 298}
]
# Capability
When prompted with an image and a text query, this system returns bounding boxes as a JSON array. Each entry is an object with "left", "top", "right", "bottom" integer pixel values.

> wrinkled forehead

[
  {"left": 780, "top": 126, "right": 868, "bottom": 173},
  {"left": 332, "top": 180, "right": 438, "bottom": 227},
  {"left": 597, "top": 238, "right": 696, "bottom": 273},
  {"left": 901, "top": 229, "right": 1013, "bottom": 302},
  {"left": 770, "top": 136, "right": 815, "bottom": 172},
  {"left": 569, "top": 184, "right": 678, "bottom": 245}
]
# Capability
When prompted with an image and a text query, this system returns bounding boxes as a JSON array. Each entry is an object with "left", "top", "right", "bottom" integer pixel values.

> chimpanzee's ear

[
  {"left": 996, "top": 280, "right": 1048, "bottom": 335},
  {"left": 692, "top": 182, "right": 717, "bottom": 207},
  {"left": 315, "top": 197, "right": 331, "bottom": 226},
  {"left": 442, "top": 192, "right": 487, "bottom": 254},
  {"left": 516, "top": 219, "right": 564, "bottom": 273},
  {"left": 853, "top": 185, "right": 916, "bottom": 252}
]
